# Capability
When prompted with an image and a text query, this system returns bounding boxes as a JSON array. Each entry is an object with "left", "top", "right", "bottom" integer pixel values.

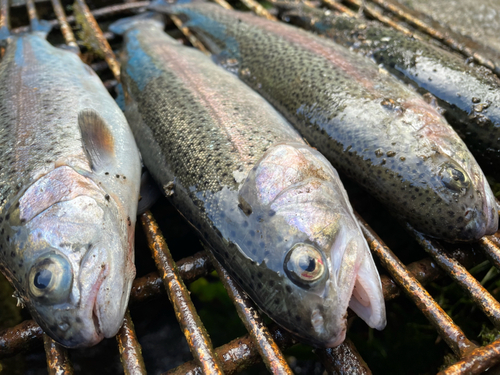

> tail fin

[
  {"left": 30, "top": 19, "right": 52, "bottom": 38},
  {"left": 109, "top": 12, "right": 165, "bottom": 35},
  {"left": 0, "top": 25, "right": 10, "bottom": 46}
]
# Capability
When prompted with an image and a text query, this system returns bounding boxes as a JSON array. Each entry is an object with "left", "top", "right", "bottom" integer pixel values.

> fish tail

[
  {"left": 0, "top": 26, "right": 10, "bottom": 46},
  {"left": 30, "top": 19, "right": 52, "bottom": 38},
  {"left": 109, "top": 12, "right": 165, "bottom": 35}
]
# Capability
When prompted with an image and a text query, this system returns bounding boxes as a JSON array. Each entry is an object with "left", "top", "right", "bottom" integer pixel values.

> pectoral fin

[{"left": 78, "top": 109, "right": 115, "bottom": 171}]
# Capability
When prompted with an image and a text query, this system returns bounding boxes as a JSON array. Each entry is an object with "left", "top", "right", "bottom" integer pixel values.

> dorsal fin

[{"left": 78, "top": 109, "right": 115, "bottom": 171}]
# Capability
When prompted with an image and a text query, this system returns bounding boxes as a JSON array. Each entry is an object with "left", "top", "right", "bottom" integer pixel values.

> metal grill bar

[
  {"left": 73, "top": 0, "right": 121, "bottom": 79},
  {"left": 12, "top": 1, "right": 151, "bottom": 34},
  {"left": 479, "top": 235, "right": 500, "bottom": 271},
  {"left": 341, "top": 0, "right": 418, "bottom": 37},
  {"left": 317, "top": 338, "right": 371, "bottom": 375},
  {"left": 320, "top": 0, "right": 357, "bottom": 17},
  {"left": 166, "top": 324, "right": 297, "bottom": 375},
  {"left": 43, "top": 334, "right": 74, "bottom": 375},
  {"left": 410, "top": 227, "right": 500, "bottom": 329},
  {"left": 140, "top": 211, "right": 224, "bottom": 374},
  {"left": 356, "top": 213, "right": 477, "bottom": 357},
  {"left": 116, "top": 310, "right": 147, "bottom": 375},
  {"left": 0, "top": 0, "right": 9, "bottom": 30},
  {"left": 0, "top": 320, "right": 44, "bottom": 357},
  {"left": 169, "top": 14, "right": 210, "bottom": 55},
  {"left": 239, "top": 0, "right": 277, "bottom": 21},
  {"left": 438, "top": 338, "right": 500, "bottom": 375},
  {"left": 360, "top": 0, "right": 500, "bottom": 75},
  {"left": 50, "top": 0, "right": 79, "bottom": 52},
  {"left": 205, "top": 250, "right": 293, "bottom": 375}
]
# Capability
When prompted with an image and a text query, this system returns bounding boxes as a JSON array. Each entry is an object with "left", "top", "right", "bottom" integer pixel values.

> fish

[
  {"left": 149, "top": 1, "right": 499, "bottom": 242},
  {"left": 109, "top": 13, "right": 386, "bottom": 348},
  {"left": 0, "top": 21, "right": 141, "bottom": 347},
  {"left": 275, "top": 2, "right": 500, "bottom": 179},
  {"left": 393, "top": 0, "right": 500, "bottom": 71}
]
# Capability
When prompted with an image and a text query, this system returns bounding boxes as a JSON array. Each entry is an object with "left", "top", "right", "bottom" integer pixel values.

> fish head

[
  {"left": 13, "top": 167, "right": 135, "bottom": 348},
  {"left": 396, "top": 100, "right": 498, "bottom": 241},
  {"left": 238, "top": 143, "right": 385, "bottom": 347}
]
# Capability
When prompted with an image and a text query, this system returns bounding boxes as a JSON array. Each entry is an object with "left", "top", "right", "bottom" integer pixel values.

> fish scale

[
  {"left": 0, "top": 30, "right": 141, "bottom": 348},
  {"left": 275, "top": 2, "right": 500, "bottom": 178},
  {"left": 151, "top": 1, "right": 498, "bottom": 242},
  {"left": 112, "top": 15, "right": 386, "bottom": 347}
]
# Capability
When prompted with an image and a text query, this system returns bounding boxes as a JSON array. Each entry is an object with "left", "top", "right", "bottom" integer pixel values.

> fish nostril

[{"left": 464, "top": 210, "right": 472, "bottom": 222}]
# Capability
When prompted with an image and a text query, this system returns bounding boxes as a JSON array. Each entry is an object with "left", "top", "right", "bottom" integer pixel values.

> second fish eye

[
  {"left": 284, "top": 243, "right": 327, "bottom": 288},
  {"left": 439, "top": 163, "right": 470, "bottom": 193}
]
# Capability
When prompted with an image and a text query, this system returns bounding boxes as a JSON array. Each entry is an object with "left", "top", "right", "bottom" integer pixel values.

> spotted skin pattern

[
  {"left": 113, "top": 17, "right": 386, "bottom": 347},
  {"left": 276, "top": 3, "right": 500, "bottom": 178},
  {"left": 151, "top": 2, "right": 498, "bottom": 242},
  {"left": 0, "top": 33, "right": 141, "bottom": 347}
]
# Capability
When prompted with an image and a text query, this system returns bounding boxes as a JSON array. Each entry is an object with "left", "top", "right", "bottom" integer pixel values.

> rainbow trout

[
  {"left": 109, "top": 14, "right": 386, "bottom": 347},
  {"left": 150, "top": 1, "right": 498, "bottom": 242},
  {"left": 276, "top": 2, "right": 500, "bottom": 178},
  {"left": 0, "top": 24, "right": 141, "bottom": 347}
]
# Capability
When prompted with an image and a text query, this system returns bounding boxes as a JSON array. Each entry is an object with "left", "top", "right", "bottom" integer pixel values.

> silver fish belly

[
  {"left": 110, "top": 15, "right": 386, "bottom": 347},
  {"left": 0, "top": 33, "right": 141, "bottom": 347}
]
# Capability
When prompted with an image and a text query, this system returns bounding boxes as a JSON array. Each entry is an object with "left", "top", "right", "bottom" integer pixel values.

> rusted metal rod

[
  {"left": 166, "top": 324, "right": 297, "bottom": 375},
  {"left": 341, "top": 0, "right": 418, "bottom": 37},
  {"left": 141, "top": 211, "right": 224, "bottom": 375},
  {"left": 130, "top": 251, "right": 213, "bottom": 306},
  {"left": 206, "top": 250, "right": 293, "bottom": 375},
  {"left": 240, "top": 0, "right": 277, "bottom": 21},
  {"left": 0, "top": 0, "right": 9, "bottom": 31},
  {"left": 356, "top": 213, "right": 477, "bottom": 357},
  {"left": 50, "top": 0, "right": 79, "bottom": 52},
  {"left": 321, "top": 0, "right": 357, "bottom": 17},
  {"left": 410, "top": 227, "right": 500, "bottom": 330},
  {"left": 479, "top": 234, "right": 500, "bottom": 271},
  {"left": 439, "top": 338, "right": 500, "bottom": 375},
  {"left": 0, "top": 320, "right": 44, "bottom": 358},
  {"left": 73, "top": 0, "right": 121, "bottom": 80},
  {"left": 116, "top": 309, "right": 147, "bottom": 375},
  {"left": 25, "top": 0, "right": 38, "bottom": 26},
  {"left": 364, "top": 0, "right": 500, "bottom": 75},
  {"left": 316, "top": 338, "right": 372, "bottom": 375},
  {"left": 43, "top": 334, "right": 74, "bottom": 375},
  {"left": 12, "top": 1, "right": 151, "bottom": 34}
]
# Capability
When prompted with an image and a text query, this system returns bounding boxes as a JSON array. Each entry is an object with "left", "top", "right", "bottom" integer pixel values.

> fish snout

[
  {"left": 310, "top": 306, "right": 347, "bottom": 348},
  {"left": 79, "top": 234, "right": 135, "bottom": 342}
]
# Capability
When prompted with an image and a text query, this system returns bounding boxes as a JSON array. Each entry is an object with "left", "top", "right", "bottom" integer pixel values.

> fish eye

[
  {"left": 284, "top": 243, "right": 327, "bottom": 288},
  {"left": 439, "top": 163, "right": 470, "bottom": 193},
  {"left": 28, "top": 253, "right": 73, "bottom": 304}
]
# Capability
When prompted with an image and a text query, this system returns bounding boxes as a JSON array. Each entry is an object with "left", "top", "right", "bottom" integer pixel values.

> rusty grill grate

[{"left": 1, "top": 0, "right": 500, "bottom": 374}]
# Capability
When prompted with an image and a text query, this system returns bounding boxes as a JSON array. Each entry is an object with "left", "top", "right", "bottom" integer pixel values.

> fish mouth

[{"left": 86, "top": 266, "right": 107, "bottom": 345}]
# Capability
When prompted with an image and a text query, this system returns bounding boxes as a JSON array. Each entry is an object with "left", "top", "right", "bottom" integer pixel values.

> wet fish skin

[
  {"left": 150, "top": 2, "right": 498, "bottom": 242},
  {"left": 0, "top": 33, "right": 141, "bottom": 347},
  {"left": 111, "top": 15, "right": 386, "bottom": 347},
  {"left": 276, "top": 2, "right": 500, "bottom": 179}
]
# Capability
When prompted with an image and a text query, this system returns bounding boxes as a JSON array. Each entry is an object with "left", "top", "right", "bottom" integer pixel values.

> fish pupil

[
  {"left": 34, "top": 269, "right": 52, "bottom": 289},
  {"left": 299, "top": 256, "right": 316, "bottom": 273}
]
